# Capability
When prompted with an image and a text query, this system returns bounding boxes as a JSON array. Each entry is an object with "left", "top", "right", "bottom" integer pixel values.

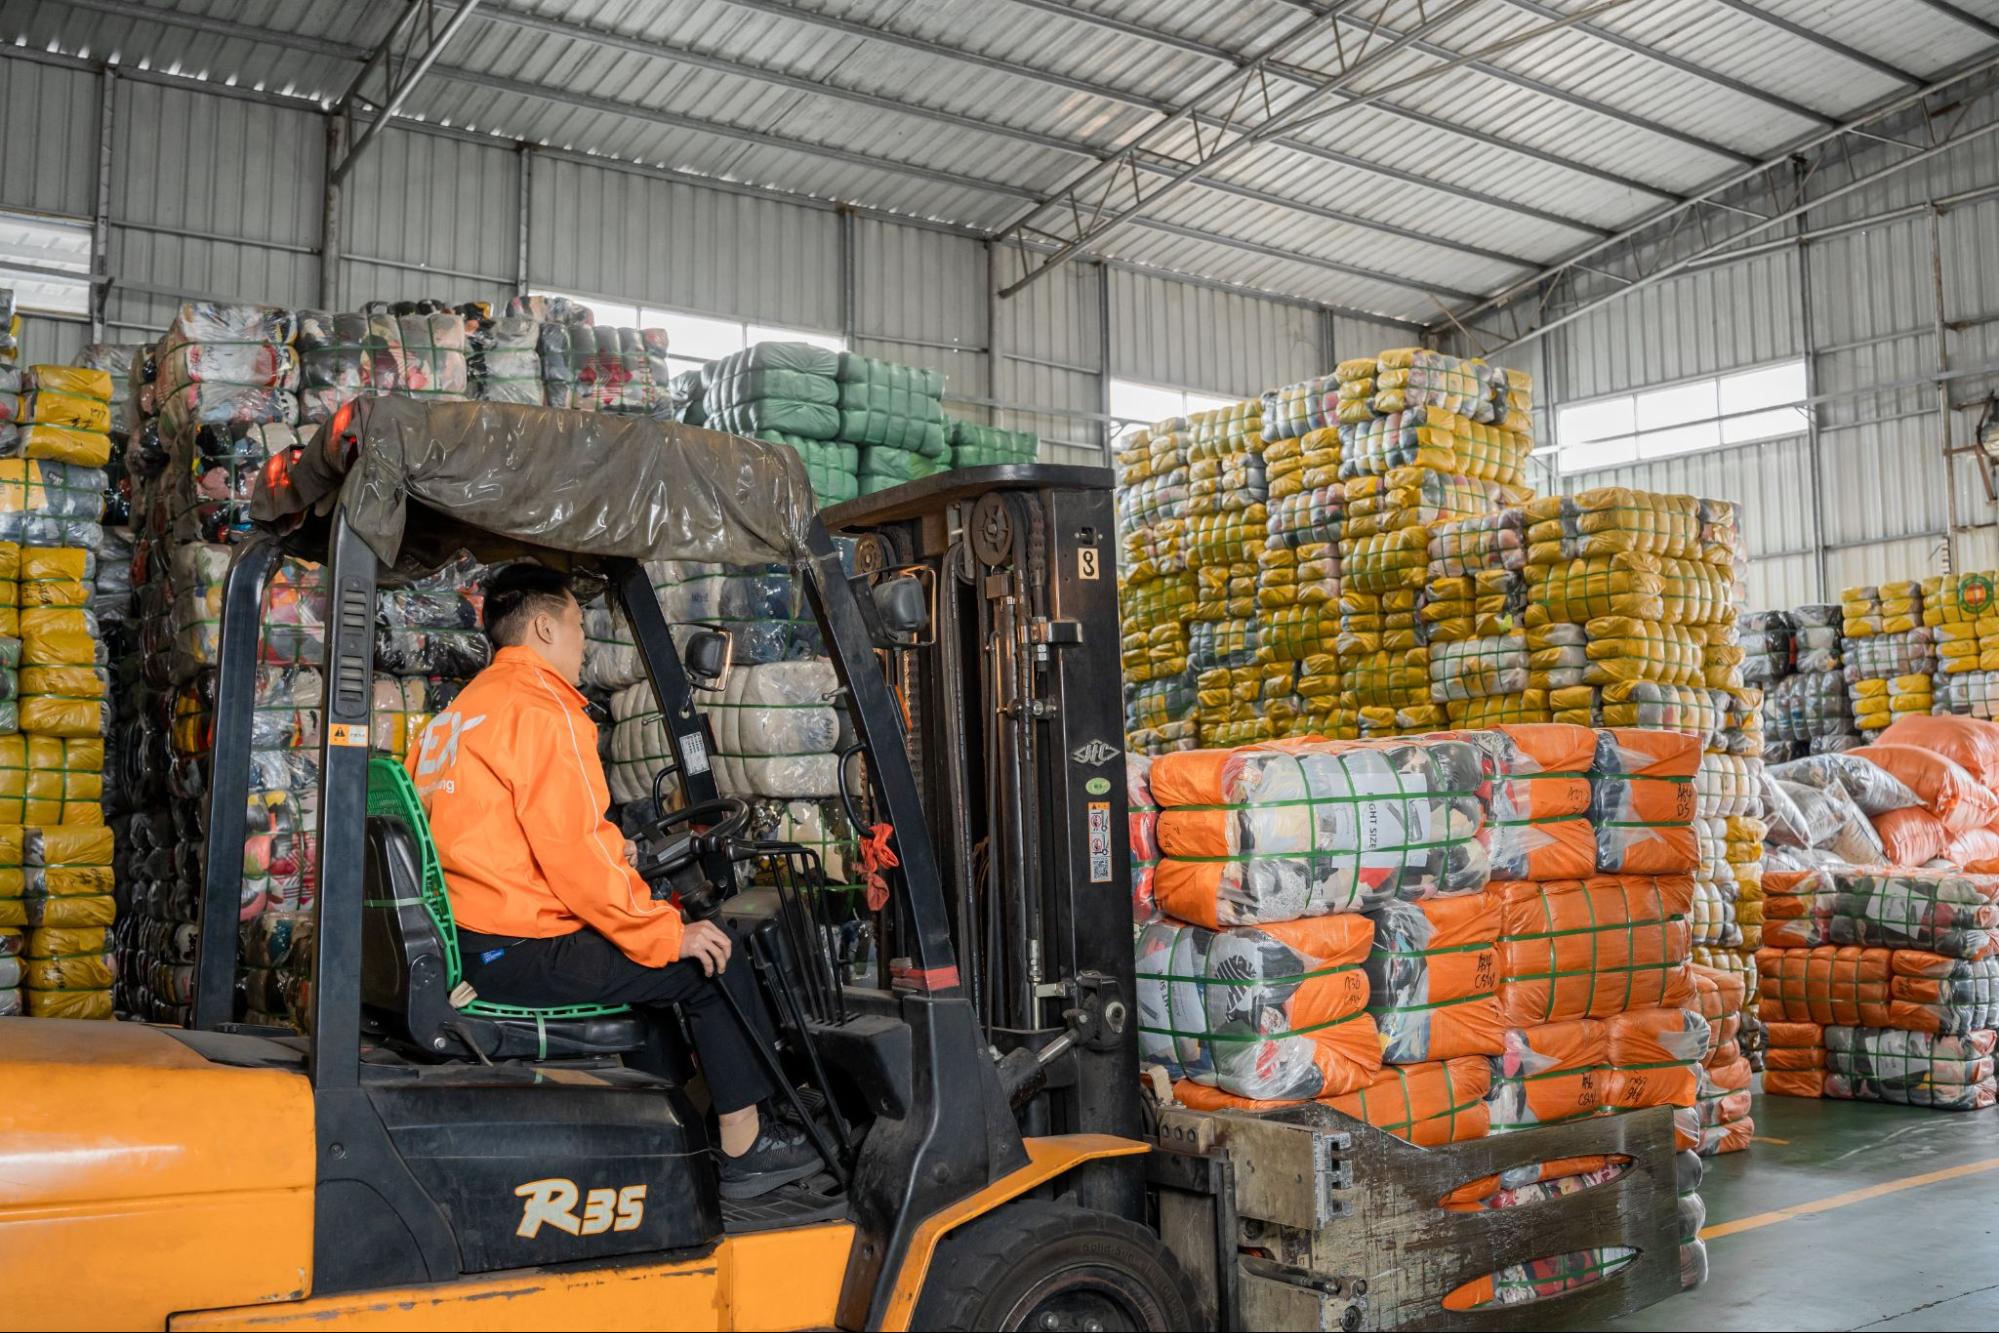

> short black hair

[{"left": 484, "top": 562, "right": 576, "bottom": 646}]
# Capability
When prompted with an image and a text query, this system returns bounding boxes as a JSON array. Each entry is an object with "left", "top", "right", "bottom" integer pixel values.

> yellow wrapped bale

[{"left": 0, "top": 735, "right": 102, "bottom": 825}]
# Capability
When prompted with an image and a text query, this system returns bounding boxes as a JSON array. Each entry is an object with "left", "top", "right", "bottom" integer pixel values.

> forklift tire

[{"left": 909, "top": 1199, "right": 1200, "bottom": 1332}]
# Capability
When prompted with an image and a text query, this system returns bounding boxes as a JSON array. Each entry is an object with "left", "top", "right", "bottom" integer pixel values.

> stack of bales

[
  {"left": 1116, "top": 418, "right": 1196, "bottom": 754},
  {"left": 1926, "top": 572, "right": 1999, "bottom": 720},
  {"left": 1755, "top": 604, "right": 1858, "bottom": 761},
  {"left": 1761, "top": 865, "right": 1999, "bottom": 1109},
  {"left": 115, "top": 304, "right": 323, "bottom": 1028},
  {"left": 1258, "top": 375, "right": 1344, "bottom": 739},
  {"left": 947, "top": 420, "right": 1037, "bottom": 469},
  {"left": 1427, "top": 507, "right": 1539, "bottom": 728},
  {"left": 699, "top": 343, "right": 859, "bottom": 506},
  {"left": 1, "top": 357, "right": 118, "bottom": 1019},
  {"left": 1137, "top": 733, "right": 1501, "bottom": 1147},
  {"left": 1336, "top": 349, "right": 1532, "bottom": 739},
  {"left": 1183, "top": 401, "right": 1269, "bottom": 748},
  {"left": 837, "top": 353, "right": 950, "bottom": 496},
  {"left": 1842, "top": 582, "right": 1931, "bottom": 738}
]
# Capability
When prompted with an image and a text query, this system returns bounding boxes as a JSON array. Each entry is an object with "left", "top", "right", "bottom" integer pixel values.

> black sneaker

[{"left": 718, "top": 1117, "right": 823, "bottom": 1200}]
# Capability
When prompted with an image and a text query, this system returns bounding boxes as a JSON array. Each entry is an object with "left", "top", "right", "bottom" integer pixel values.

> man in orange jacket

[{"left": 409, "top": 562, "right": 819, "bottom": 1199}]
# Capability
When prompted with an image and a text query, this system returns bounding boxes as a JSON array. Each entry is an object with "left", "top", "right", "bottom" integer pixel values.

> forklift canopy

[{"left": 250, "top": 397, "right": 818, "bottom": 572}]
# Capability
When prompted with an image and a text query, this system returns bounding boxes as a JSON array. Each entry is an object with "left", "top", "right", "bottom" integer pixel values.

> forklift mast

[{"left": 824, "top": 465, "right": 1144, "bottom": 1222}]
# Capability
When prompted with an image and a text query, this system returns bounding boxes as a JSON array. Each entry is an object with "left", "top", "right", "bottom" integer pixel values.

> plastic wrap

[
  {"left": 1130, "top": 753, "right": 1160, "bottom": 923},
  {"left": 1149, "top": 737, "right": 1489, "bottom": 926},
  {"left": 467, "top": 315, "right": 545, "bottom": 407},
  {"left": 1486, "top": 1019, "right": 1606, "bottom": 1132},
  {"left": 1136, "top": 914, "right": 1379, "bottom": 1100},
  {"left": 1174, "top": 1056, "right": 1491, "bottom": 1146},
  {"left": 1762, "top": 868, "right": 1998, "bottom": 956},
  {"left": 1848, "top": 743, "right": 1999, "bottom": 832},
  {"left": 1820, "top": 1026, "right": 1997, "bottom": 1109},
  {"left": 606, "top": 659, "right": 840, "bottom": 804},
  {"left": 1495, "top": 875, "right": 1695, "bottom": 1025},
  {"left": 1755, "top": 945, "right": 1999, "bottom": 1034},
  {"left": 1465, "top": 723, "right": 1597, "bottom": 881},
  {"left": 1364, "top": 890, "right": 1504, "bottom": 1064},
  {"left": 1589, "top": 727, "right": 1700, "bottom": 874},
  {"left": 374, "top": 552, "right": 489, "bottom": 677}
]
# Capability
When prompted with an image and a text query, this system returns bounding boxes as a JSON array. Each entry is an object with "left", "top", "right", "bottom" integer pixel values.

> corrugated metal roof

[{"left": 20, "top": 0, "right": 1999, "bottom": 326}]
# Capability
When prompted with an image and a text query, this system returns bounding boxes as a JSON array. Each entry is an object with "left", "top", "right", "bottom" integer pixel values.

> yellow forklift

[{"left": 0, "top": 400, "right": 1685, "bottom": 1330}]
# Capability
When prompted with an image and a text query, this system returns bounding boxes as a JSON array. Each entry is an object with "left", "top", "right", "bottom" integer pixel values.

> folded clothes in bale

[
  {"left": 701, "top": 343, "right": 842, "bottom": 440},
  {"left": 1136, "top": 913, "right": 1379, "bottom": 1099},
  {"left": 1756, "top": 944, "right": 1999, "bottom": 1034},
  {"left": 1495, "top": 875, "right": 1694, "bottom": 1025},
  {"left": 608, "top": 659, "right": 841, "bottom": 804},
  {"left": 946, "top": 419, "right": 1037, "bottom": 468},
  {"left": 1842, "top": 581, "right": 1923, "bottom": 638},
  {"left": 1149, "top": 736, "right": 1489, "bottom": 925},
  {"left": 1821, "top": 1025, "right": 1997, "bottom": 1109},
  {"left": 836, "top": 352, "right": 947, "bottom": 455},
  {"left": 1590, "top": 728, "right": 1700, "bottom": 875},
  {"left": 1173, "top": 1055, "right": 1492, "bottom": 1145},
  {"left": 1365, "top": 889, "right": 1504, "bottom": 1064},
  {"left": 1761, "top": 868, "right": 1999, "bottom": 956},
  {"left": 1762, "top": 1020, "right": 1826, "bottom": 1097}
]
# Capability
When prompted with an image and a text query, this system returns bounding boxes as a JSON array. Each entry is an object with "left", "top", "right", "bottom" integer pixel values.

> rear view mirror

[
  {"left": 682, "top": 626, "right": 734, "bottom": 691},
  {"left": 853, "top": 566, "right": 936, "bottom": 649}
]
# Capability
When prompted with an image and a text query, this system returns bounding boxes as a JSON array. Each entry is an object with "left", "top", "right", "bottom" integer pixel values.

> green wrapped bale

[
  {"left": 835, "top": 352, "right": 949, "bottom": 455},
  {"left": 756, "top": 430, "right": 860, "bottom": 507}
]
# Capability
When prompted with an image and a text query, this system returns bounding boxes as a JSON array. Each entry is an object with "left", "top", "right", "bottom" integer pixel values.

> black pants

[{"left": 458, "top": 925, "right": 776, "bottom": 1115}]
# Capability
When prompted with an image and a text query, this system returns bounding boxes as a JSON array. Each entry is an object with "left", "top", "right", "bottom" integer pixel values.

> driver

[{"left": 408, "top": 561, "right": 820, "bottom": 1199}]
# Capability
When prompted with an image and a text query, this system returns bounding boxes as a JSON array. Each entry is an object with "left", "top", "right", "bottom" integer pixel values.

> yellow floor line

[
  {"left": 1701, "top": 1157, "right": 1999, "bottom": 1240},
  {"left": 1750, "top": 1136, "right": 1790, "bottom": 1145}
]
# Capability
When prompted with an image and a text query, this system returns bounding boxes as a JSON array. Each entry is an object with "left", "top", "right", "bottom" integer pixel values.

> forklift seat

[{"left": 360, "top": 758, "right": 644, "bottom": 1061}]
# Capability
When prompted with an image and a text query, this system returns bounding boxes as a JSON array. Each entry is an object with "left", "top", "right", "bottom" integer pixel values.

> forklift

[{"left": 0, "top": 399, "right": 1685, "bottom": 1330}]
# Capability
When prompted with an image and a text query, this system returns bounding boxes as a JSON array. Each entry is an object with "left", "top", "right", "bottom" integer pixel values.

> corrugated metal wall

[{"left": 1109, "top": 269, "right": 1320, "bottom": 400}]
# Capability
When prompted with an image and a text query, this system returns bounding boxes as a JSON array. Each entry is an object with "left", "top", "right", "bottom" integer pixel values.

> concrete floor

[{"left": 1600, "top": 1092, "right": 1999, "bottom": 1332}]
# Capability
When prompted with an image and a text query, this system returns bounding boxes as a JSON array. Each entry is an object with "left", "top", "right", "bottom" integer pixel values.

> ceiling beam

[
  {"left": 451, "top": 0, "right": 1546, "bottom": 272},
  {"left": 1003, "top": 0, "right": 1684, "bottom": 199},
  {"left": 1273, "top": 0, "right": 1760, "bottom": 166},
  {"left": 1918, "top": 0, "right": 1999, "bottom": 46},
  {"left": 702, "top": 0, "right": 1628, "bottom": 237},
  {"left": 1709, "top": 0, "right": 1923, "bottom": 86},
  {"left": 331, "top": 0, "right": 484, "bottom": 185},
  {"left": 1497, "top": 0, "right": 1837, "bottom": 128}
]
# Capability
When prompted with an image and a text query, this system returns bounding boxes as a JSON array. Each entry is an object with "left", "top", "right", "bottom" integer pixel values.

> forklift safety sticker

[
  {"left": 1078, "top": 546, "right": 1101, "bottom": 580},
  {"left": 680, "top": 732, "right": 711, "bottom": 776},
  {"left": 515, "top": 1179, "right": 648, "bottom": 1238},
  {"left": 1088, "top": 801, "right": 1112, "bottom": 882},
  {"left": 328, "top": 723, "right": 370, "bottom": 748}
]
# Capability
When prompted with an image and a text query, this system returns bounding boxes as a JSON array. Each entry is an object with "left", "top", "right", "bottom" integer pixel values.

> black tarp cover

[{"left": 252, "top": 398, "right": 816, "bottom": 572}]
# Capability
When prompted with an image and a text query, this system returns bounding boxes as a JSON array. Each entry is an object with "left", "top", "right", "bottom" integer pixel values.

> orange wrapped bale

[
  {"left": 1603, "top": 1006, "right": 1708, "bottom": 1116},
  {"left": 1689, "top": 962, "right": 1745, "bottom": 1032},
  {"left": 1756, "top": 945, "right": 1892, "bottom": 1027},
  {"left": 1877, "top": 713, "right": 1999, "bottom": 791},
  {"left": 1945, "top": 826, "right": 1999, "bottom": 868},
  {"left": 1441, "top": 1154, "right": 1625, "bottom": 1211},
  {"left": 1469, "top": 724, "right": 1598, "bottom": 880},
  {"left": 1763, "top": 1020, "right": 1826, "bottom": 1071},
  {"left": 1496, "top": 875, "right": 1695, "bottom": 1024},
  {"left": 1365, "top": 890, "right": 1505, "bottom": 1063},
  {"left": 1175, "top": 1056, "right": 1491, "bottom": 1145},
  {"left": 1590, "top": 728, "right": 1701, "bottom": 874},
  {"left": 1136, "top": 914, "right": 1381, "bottom": 1100},
  {"left": 1850, "top": 743, "right": 1999, "bottom": 833},
  {"left": 1697, "top": 1117, "right": 1756, "bottom": 1153},
  {"left": 1763, "top": 1070, "right": 1825, "bottom": 1097},
  {"left": 1488, "top": 1019, "right": 1607, "bottom": 1132},
  {"left": 1872, "top": 806, "right": 1948, "bottom": 866}
]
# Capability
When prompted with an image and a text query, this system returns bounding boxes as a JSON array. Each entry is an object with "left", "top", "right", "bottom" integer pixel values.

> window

[
  {"left": 529, "top": 291, "right": 844, "bottom": 379},
  {"left": 1108, "top": 379, "right": 1235, "bottom": 441},
  {"left": 1555, "top": 358, "right": 1808, "bottom": 471},
  {"left": 0, "top": 211, "right": 92, "bottom": 317}
]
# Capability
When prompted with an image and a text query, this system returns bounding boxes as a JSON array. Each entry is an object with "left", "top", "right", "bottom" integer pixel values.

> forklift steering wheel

[{"left": 630, "top": 796, "right": 752, "bottom": 917}]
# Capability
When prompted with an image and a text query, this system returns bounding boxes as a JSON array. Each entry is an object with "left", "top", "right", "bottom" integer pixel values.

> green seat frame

[{"left": 365, "top": 757, "right": 629, "bottom": 1023}]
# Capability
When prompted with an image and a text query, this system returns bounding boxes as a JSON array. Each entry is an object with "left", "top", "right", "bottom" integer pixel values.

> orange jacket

[{"left": 406, "top": 645, "right": 684, "bottom": 966}]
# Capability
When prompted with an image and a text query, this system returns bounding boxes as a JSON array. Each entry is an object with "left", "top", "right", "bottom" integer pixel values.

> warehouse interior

[{"left": 7, "top": 1, "right": 1999, "bottom": 1330}]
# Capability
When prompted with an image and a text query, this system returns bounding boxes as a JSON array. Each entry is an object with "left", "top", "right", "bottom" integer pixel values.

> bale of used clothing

[
  {"left": 1821, "top": 1026, "right": 1997, "bottom": 1109},
  {"left": 1173, "top": 1055, "right": 1492, "bottom": 1145},
  {"left": 19, "top": 606, "right": 109, "bottom": 737},
  {"left": 1844, "top": 627, "right": 1935, "bottom": 737},
  {"left": 1791, "top": 603, "right": 1843, "bottom": 670},
  {"left": 1136, "top": 913, "right": 1379, "bottom": 1099},
  {"left": 21, "top": 914, "right": 115, "bottom": 1018},
  {"left": 1602, "top": 1006, "right": 1710, "bottom": 1150},
  {"left": 1495, "top": 875, "right": 1695, "bottom": 1025},
  {"left": 1590, "top": 727, "right": 1701, "bottom": 875},
  {"left": 467, "top": 315, "right": 545, "bottom": 407},
  {"left": 1842, "top": 582, "right": 1924, "bottom": 638},
  {"left": 701, "top": 343, "right": 842, "bottom": 440},
  {"left": 0, "top": 735, "right": 102, "bottom": 825},
  {"left": 611, "top": 658, "right": 841, "bottom": 803},
  {"left": 1365, "top": 890, "right": 1505, "bottom": 1063},
  {"left": 1262, "top": 374, "right": 1339, "bottom": 443},
  {"left": 1740, "top": 610, "right": 1792, "bottom": 686},
  {"left": 1149, "top": 737, "right": 1489, "bottom": 926},
  {"left": 573, "top": 326, "right": 669, "bottom": 415},
  {"left": 151, "top": 304, "right": 300, "bottom": 437},
  {"left": 1486, "top": 1019, "right": 1608, "bottom": 1133},
  {"left": 947, "top": 419, "right": 1037, "bottom": 468},
  {"left": 1130, "top": 753, "right": 1160, "bottom": 924},
  {"left": 1755, "top": 944, "right": 1999, "bottom": 1034},
  {"left": 1762, "top": 868, "right": 1999, "bottom": 956},
  {"left": 835, "top": 353, "right": 947, "bottom": 456},
  {"left": 1762, "top": 1020, "right": 1825, "bottom": 1097},
  {"left": 1463, "top": 723, "right": 1597, "bottom": 880},
  {"left": 856, "top": 443, "right": 948, "bottom": 494},
  {"left": 1849, "top": 743, "right": 1999, "bottom": 832},
  {"left": 374, "top": 553, "right": 489, "bottom": 679},
  {"left": 1691, "top": 963, "right": 1753, "bottom": 1154}
]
